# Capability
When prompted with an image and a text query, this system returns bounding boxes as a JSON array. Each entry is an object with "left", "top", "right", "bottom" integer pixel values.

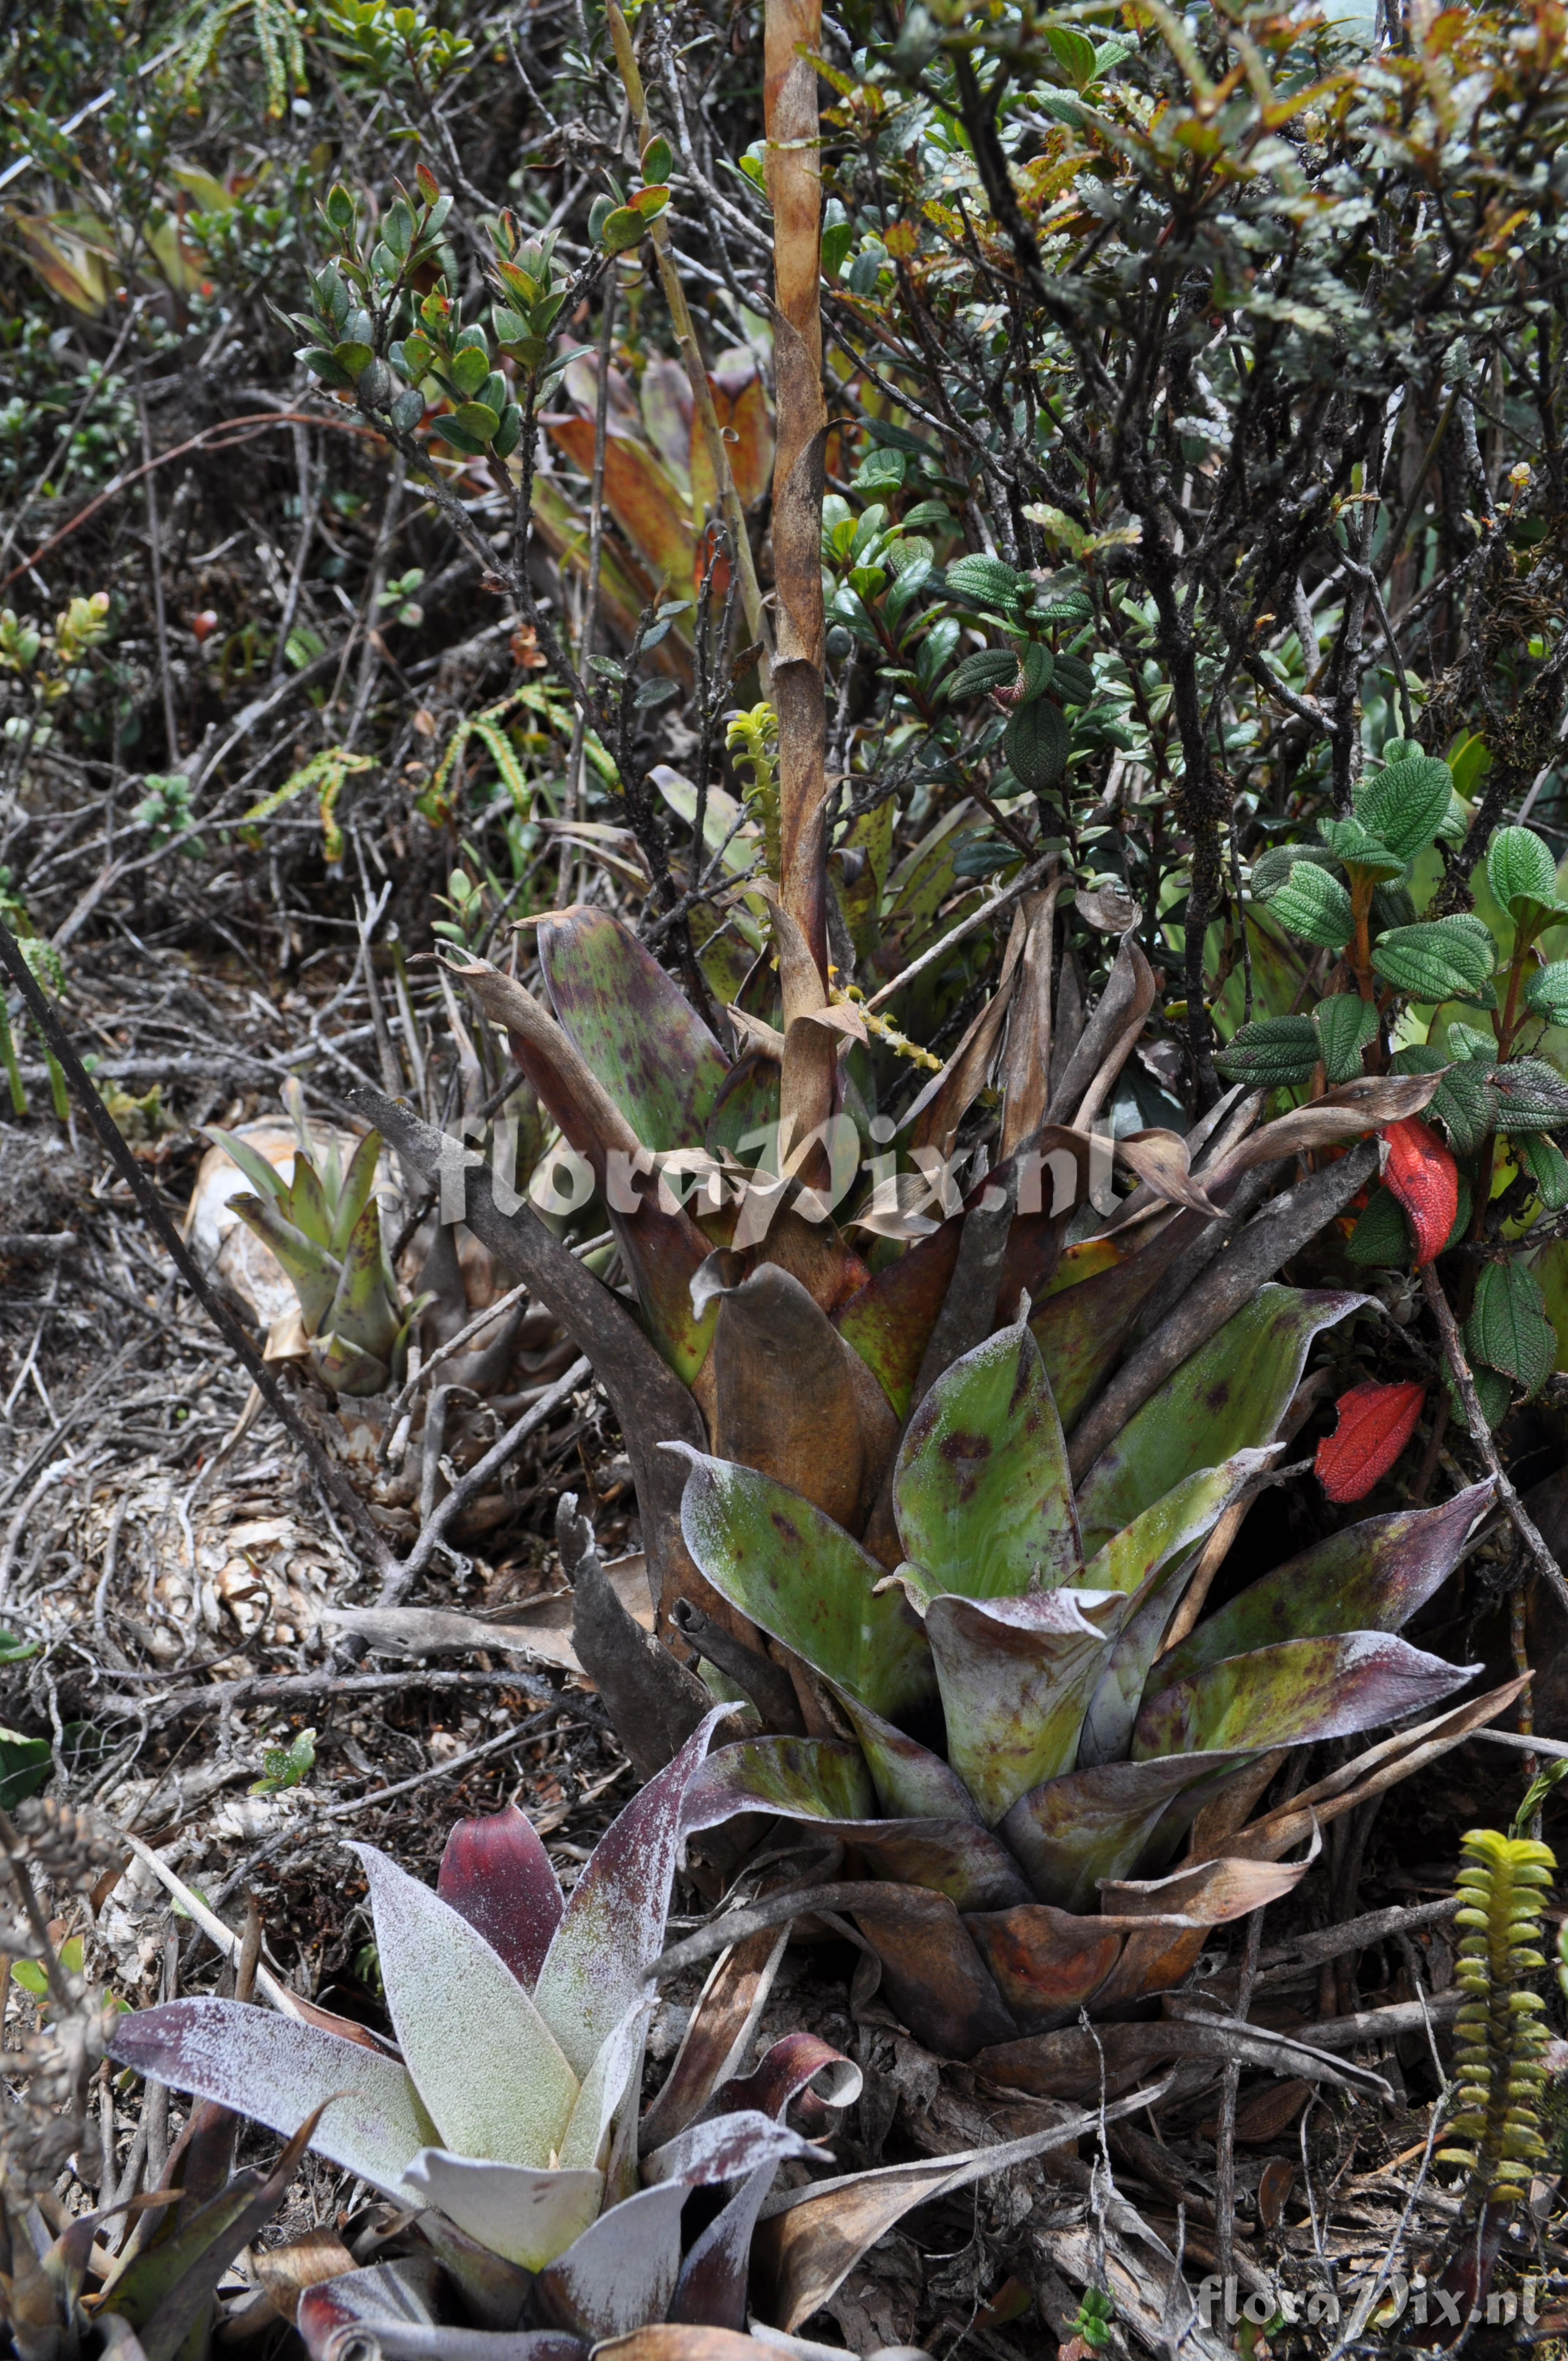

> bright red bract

[
  {"left": 1315, "top": 1380, "right": 1427, "bottom": 1503},
  {"left": 1382, "top": 1116, "right": 1458, "bottom": 1265}
]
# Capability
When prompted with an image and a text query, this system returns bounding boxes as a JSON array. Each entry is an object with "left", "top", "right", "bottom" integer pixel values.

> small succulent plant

[{"left": 207, "top": 1092, "right": 418, "bottom": 1396}]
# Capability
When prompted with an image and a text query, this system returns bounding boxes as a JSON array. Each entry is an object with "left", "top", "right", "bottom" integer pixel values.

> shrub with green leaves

[{"left": 1226, "top": 751, "right": 1568, "bottom": 1423}]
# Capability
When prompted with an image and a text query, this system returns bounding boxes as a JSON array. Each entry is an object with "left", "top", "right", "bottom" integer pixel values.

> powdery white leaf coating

[
  {"left": 353, "top": 1843, "right": 579, "bottom": 2168},
  {"left": 401, "top": 2149, "right": 603, "bottom": 2271},
  {"left": 533, "top": 1706, "right": 729, "bottom": 2078},
  {"left": 110, "top": 1998, "right": 436, "bottom": 2196},
  {"left": 534, "top": 2181, "right": 687, "bottom": 2342},
  {"left": 640, "top": 2106, "right": 825, "bottom": 2188},
  {"left": 558, "top": 1996, "right": 652, "bottom": 2171}
]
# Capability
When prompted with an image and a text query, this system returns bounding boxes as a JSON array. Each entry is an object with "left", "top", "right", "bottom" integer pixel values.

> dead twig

[
  {"left": 1420, "top": 1260, "right": 1568, "bottom": 1615},
  {"left": 0, "top": 912, "right": 400, "bottom": 1583}
]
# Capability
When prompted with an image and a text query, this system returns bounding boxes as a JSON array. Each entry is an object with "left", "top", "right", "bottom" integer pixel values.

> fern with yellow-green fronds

[
  {"left": 725, "top": 703, "right": 779, "bottom": 878},
  {"left": 1438, "top": 1829, "right": 1554, "bottom": 2204},
  {"left": 241, "top": 747, "right": 374, "bottom": 864}
]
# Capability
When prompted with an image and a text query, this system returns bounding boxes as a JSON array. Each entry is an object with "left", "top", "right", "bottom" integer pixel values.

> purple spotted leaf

[
  {"left": 1075, "top": 1286, "right": 1368, "bottom": 1552},
  {"left": 892, "top": 1322, "right": 1081, "bottom": 1598},
  {"left": 669, "top": 1445, "right": 938, "bottom": 1722},
  {"left": 641, "top": 2108, "right": 824, "bottom": 2188},
  {"left": 962, "top": 1904, "right": 1124, "bottom": 2031},
  {"left": 1081, "top": 1449, "right": 1277, "bottom": 1597},
  {"left": 533, "top": 2182, "right": 688, "bottom": 2343},
  {"left": 539, "top": 904, "right": 729, "bottom": 1153},
  {"left": 401, "top": 2151, "right": 603, "bottom": 2271},
  {"left": 681, "top": 1735, "right": 876, "bottom": 1832},
  {"left": 668, "top": 2162, "right": 776, "bottom": 2331},
  {"left": 829, "top": 1817, "right": 1031, "bottom": 1910},
  {"left": 297, "top": 2258, "right": 586, "bottom": 2360},
  {"left": 1076, "top": 1461, "right": 1280, "bottom": 1772},
  {"left": 351, "top": 1844, "right": 579, "bottom": 2168},
  {"left": 109, "top": 2000, "right": 436, "bottom": 2196},
  {"left": 1134, "top": 1633, "right": 1478, "bottom": 1760},
  {"left": 833, "top": 1690, "right": 983, "bottom": 1823},
  {"left": 680, "top": 1736, "right": 1028, "bottom": 1909},
  {"left": 437, "top": 1805, "right": 564, "bottom": 1989}
]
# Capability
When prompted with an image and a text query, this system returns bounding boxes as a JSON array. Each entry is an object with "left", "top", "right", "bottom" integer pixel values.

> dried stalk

[
  {"left": 765, "top": 0, "right": 833, "bottom": 1148},
  {"left": 606, "top": 3, "right": 770, "bottom": 668}
]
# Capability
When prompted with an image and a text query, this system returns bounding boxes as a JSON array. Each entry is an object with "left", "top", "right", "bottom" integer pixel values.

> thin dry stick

[
  {"left": 562, "top": 271, "right": 618, "bottom": 902},
  {"left": 605, "top": 3, "right": 770, "bottom": 667},
  {"left": 863, "top": 855, "right": 1059, "bottom": 1013},
  {"left": 0, "top": 915, "right": 399, "bottom": 1582},
  {"left": 1214, "top": 1905, "right": 1264, "bottom": 2292},
  {"left": 378, "top": 1276, "right": 533, "bottom": 1453},
  {"left": 1419, "top": 1260, "right": 1568, "bottom": 1615},
  {"left": 135, "top": 377, "right": 181, "bottom": 769},
  {"left": 376, "top": 1353, "right": 591, "bottom": 1604},
  {"left": 1, "top": 411, "right": 384, "bottom": 594}
]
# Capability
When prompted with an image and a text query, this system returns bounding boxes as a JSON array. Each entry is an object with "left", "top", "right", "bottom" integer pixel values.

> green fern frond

[
  {"left": 725, "top": 703, "right": 780, "bottom": 880},
  {"left": 1439, "top": 1829, "right": 1555, "bottom": 2204}
]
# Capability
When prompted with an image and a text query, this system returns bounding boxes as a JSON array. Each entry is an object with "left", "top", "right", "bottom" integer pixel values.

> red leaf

[
  {"left": 1381, "top": 1116, "right": 1458, "bottom": 1264},
  {"left": 1315, "top": 1381, "right": 1427, "bottom": 1503}
]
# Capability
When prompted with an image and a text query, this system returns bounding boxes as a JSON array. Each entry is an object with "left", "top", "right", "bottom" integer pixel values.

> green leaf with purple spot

[
  {"left": 540, "top": 906, "right": 729, "bottom": 1152},
  {"left": 1158, "top": 1479, "right": 1491, "bottom": 1688},
  {"left": 923, "top": 1589, "right": 1124, "bottom": 1826},
  {"left": 1075, "top": 1286, "right": 1368, "bottom": 1553},
  {"left": 999, "top": 1753, "right": 1254, "bottom": 1913},
  {"left": 1132, "top": 1633, "right": 1477, "bottom": 1761},
  {"left": 893, "top": 1323, "right": 1080, "bottom": 1598},
  {"left": 671, "top": 1446, "right": 938, "bottom": 1721}
]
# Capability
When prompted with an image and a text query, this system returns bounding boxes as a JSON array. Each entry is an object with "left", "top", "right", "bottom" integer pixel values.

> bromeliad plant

[
  {"left": 113, "top": 1716, "right": 815, "bottom": 2349},
  {"left": 207, "top": 1097, "right": 419, "bottom": 1397},
  {"left": 109, "top": 1713, "right": 1111, "bottom": 2353},
  {"left": 664, "top": 1305, "right": 1496, "bottom": 2070}
]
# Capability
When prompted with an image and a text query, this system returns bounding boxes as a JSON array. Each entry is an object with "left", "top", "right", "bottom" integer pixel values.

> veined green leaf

[
  {"left": 1314, "top": 994, "right": 1378, "bottom": 1085},
  {"left": 1354, "top": 752, "right": 1454, "bottom": 860},
  {"left": 1468, "top": 1259, "right": 1556, "bottom": 1398},
  {"left": 1214, "top": 1014, "right": 1320, "bottom": 1088},
  {"left": 1487, "top": 825, "right": 1559, "bottom": 916},
  {"left": 1270, "top": 862, "right": 1353, "bottom": 947}
]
